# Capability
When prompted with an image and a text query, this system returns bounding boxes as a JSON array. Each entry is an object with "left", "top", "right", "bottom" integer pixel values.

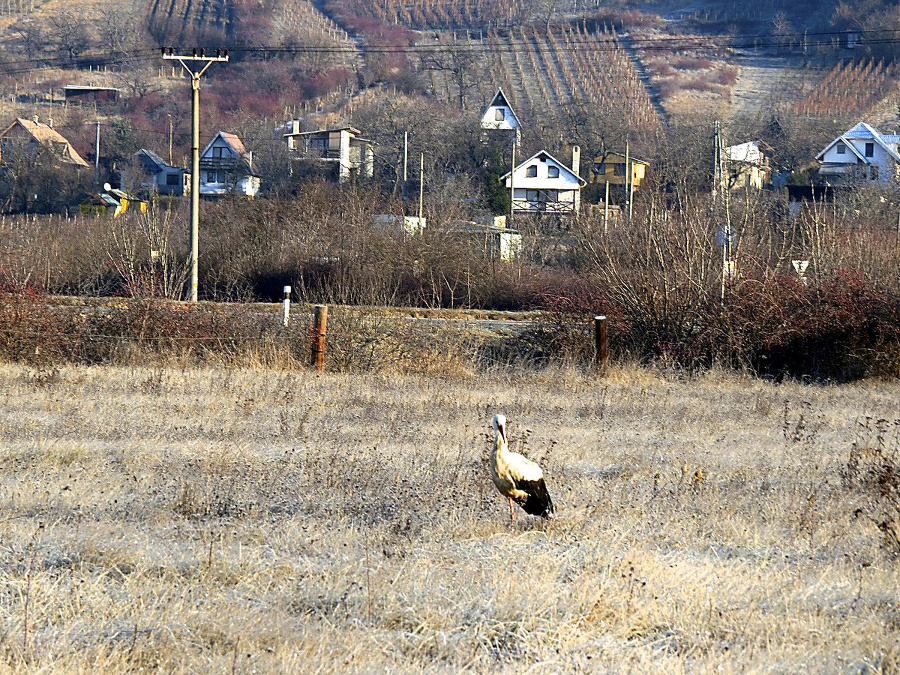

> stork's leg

[{"left": 508, "top": 495, "right": 515, "bottom": 525}]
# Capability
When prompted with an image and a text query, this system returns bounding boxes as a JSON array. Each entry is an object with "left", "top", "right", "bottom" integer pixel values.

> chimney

[
  {"left": 32, "top": 115, "right": 39, "bottom": 125},
  {"left": 571, "top": 145, "right": 581, "bottom": 177}
]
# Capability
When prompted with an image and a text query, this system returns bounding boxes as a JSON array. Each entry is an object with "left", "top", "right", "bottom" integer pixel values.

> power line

[{"left": 2, "top": 26, "right": 900, "bottom": 74}]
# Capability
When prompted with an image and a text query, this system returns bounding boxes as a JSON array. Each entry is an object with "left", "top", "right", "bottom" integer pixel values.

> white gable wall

[
  {"left": 481, "top": 105, "right": 520, "bottom": 131},
  {"left": 503, "top": 152, "right": 583, "bottom": 213},
  {"left": 202, "top": 137, "right": 238, "bottom": 160},
  {"left": 504, "top": 155, "right": 581, "bottom": 190},
  {"left": 818, "top": 126, "right": 900, "bottom": 184}
]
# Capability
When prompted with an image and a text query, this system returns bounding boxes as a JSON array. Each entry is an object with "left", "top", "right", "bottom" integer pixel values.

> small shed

[{"left": 64, "top": 86, "right": 120, "bottom": 105}]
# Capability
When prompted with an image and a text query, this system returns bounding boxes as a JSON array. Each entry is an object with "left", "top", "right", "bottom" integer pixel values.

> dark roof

[{"left": 137, "top": 148, "right": 183, "bottom": 174}]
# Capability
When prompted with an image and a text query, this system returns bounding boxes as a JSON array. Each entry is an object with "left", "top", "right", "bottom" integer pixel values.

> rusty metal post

[
  {"left": 311, "top": 305, "right": 328, "bottom": 372},
  {"left": 594, "top": 315, "right": 608, "bottom": 371}
]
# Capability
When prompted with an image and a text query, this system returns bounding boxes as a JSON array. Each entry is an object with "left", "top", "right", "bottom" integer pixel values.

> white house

[
  {"left": 723, "top": 140, "right": 769, "bottom": 190},
  {"left": 500, "top": 148, "right": 585, "bottom": 215},
  {"left": 199, "top": 131, "right": 260, "bottom": 197},
  {"left": 816, "top": 122, "right": 900, "bottom": 185},
  {"left": 282, "top": 122, "right": 374, "bottom": 183},
  {"left": 480, "top": 89, "right": 522, "bottom": 147}
]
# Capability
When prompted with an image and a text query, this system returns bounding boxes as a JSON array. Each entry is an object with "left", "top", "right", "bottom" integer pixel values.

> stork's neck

[{"left": 493, "top": 432, "right": 509, "bottom": 460}]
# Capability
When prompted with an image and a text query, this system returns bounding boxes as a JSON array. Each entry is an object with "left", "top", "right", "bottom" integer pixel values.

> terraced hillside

[
  {"left": 424, "top": 26, "right": 662, "bottom": 132},
  {"left": 326, "top": 0, "right": 533, "bottom": 30},
  {"left": 146, "top": 0, "right": 359, "bottom": 71}
]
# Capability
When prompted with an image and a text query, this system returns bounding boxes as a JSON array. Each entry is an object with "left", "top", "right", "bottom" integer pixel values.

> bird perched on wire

[{"left": 489, "top": 414, "right": 554, "bottom": 524}]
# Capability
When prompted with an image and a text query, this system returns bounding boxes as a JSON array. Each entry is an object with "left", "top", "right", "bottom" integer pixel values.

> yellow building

[
  {"left": 589, "top": 151, "right": 649, "bottom": 188},
  {"left": 79, "top": 188, "right": 148, "bottom": 217}
]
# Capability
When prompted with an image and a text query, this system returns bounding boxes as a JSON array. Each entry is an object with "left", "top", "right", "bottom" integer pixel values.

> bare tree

[
  {"left": 18, "top": 19, "right": 47, "bottom": 62},
  {"left": 49, "top": 11, "right": 92, "bottom": 60},
  {"left": 98, "top": 14, "right": 146, "bottom": 56},
  {"left": 420, "top": 38, "right": 482, "bottom": 110}
]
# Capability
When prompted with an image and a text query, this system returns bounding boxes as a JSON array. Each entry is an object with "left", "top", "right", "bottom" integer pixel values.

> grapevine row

[{"left": 794, "top": 59, "right": 897, "bottom": 116}]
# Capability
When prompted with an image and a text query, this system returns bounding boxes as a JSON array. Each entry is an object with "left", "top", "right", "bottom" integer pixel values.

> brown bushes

[{"left": 3, "top": 181, "right": 900, "bottom": 379}]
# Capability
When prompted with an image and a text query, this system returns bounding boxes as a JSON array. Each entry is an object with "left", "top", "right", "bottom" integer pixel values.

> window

[
  {"left": 870, "top": 165, "right": 879, "bottom": 180},
  {"left": 526, "top": 165, "right": 537, "bottom": 177},
  {"left": 594, "top": 163, "right": 607, "bottom": 175},
  {"left": 865, "top": 142, "right": 875, "bottom": 158},
  {"left": 548, "top": 166, "right": 559, "bottom": 178},
  {"left": 494, "top": 108, "right": 505, "bottom": 121},
  {"left": 613, "top": 163, "right": 626, "bottom": 177},
  {"left": 206, "top": 171, "right": 220, "bottom": 183},
  {"left": 524, "top": 189, "right": 556, "bottom": 211},
  {"left": 836, "top": 142, "right": 846, "bottom": 155},
  {"left": 165, "top": 173, "right": 179, "bottom": 186}
]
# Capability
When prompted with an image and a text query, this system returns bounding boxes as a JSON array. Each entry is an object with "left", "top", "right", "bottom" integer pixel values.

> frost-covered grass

[{"left": 0, "top": 363, "right": 897, "bottom": 673}]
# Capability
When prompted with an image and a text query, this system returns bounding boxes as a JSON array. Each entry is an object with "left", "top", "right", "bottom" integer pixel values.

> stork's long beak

[{"left": 498, "top": 421, "right": 506, "bottom": 444}]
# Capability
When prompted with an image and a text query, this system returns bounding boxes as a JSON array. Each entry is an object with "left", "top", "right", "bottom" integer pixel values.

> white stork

[{"left": 489, "top": 414, "right": 554, "bottom": 524}]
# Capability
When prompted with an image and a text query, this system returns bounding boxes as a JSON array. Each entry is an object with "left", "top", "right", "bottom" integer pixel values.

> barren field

[{"left": 0, "top": 362, "right": 898, "bottom": 672}]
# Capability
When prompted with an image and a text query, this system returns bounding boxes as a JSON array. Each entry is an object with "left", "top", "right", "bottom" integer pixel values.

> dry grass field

[{"left": 0, "top": 361, "right": 898, "bottom": 673}]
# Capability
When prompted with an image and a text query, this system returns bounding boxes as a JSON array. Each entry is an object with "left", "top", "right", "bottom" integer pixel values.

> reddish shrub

[{"left": 709, "top": 271, "right": 900, "bottom": 380}]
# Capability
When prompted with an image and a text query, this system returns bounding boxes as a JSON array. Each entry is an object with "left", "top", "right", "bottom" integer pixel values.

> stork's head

[{"left": 492, "top": 414, "right": 507, "bottom": 444}]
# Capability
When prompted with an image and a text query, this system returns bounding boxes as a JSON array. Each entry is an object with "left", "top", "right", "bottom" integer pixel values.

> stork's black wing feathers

[{"left": 512, "top": 477, "right": 554, "bottom": 518}]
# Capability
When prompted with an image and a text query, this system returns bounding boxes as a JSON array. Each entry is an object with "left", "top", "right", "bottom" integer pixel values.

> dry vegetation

[
  {"left": 0, "top": 361, "right": 898, "bottom": 672},
  {"left": 640, "top": 36, "right": 738, "bottom": 119}
]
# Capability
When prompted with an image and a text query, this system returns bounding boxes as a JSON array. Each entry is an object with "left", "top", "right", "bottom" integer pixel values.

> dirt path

[{"left": 727, "top": 51, "right": 794, "bottom": 125}]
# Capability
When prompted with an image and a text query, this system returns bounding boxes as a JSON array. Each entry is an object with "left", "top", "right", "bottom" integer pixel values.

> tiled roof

[
  {"left": 0, "top": 118, "right": 90, "bottom": 167},
  {"left": 218, "top": 132, "right": 247, "bottom": 156}
]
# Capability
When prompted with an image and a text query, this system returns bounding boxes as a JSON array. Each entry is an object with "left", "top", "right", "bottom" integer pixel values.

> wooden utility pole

[
  {"left": 161, "top": 48, "right": 228, "bottom": 303},
  {"left": 624, "top": 140, "right": 629, "bottom": 216},
  {"left": 714, "top": 120, "right": 734, "bottom": 302}
]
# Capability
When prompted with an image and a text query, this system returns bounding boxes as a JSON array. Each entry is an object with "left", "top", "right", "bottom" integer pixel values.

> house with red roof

[
  {"left": 0, "top": 116, "right": 90, "bottom": 168},
  {"left": 199, "top": 131, "right": 260, "bottom": 197}
]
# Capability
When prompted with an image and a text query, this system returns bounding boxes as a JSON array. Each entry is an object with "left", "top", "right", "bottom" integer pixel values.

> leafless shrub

[
  {"left": 844, "top": 417, "right": 900, "bottom": 555},
  {"left": 107, "top": 203, "right": 190, "bottom": 299}
]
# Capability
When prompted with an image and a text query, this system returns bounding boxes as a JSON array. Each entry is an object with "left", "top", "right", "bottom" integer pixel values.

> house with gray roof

[
  {"left": 816, "top": 122, "right": 900, "bottom": 185},
  {"left": 135, "top": 149, "right": 189, "bottom": 196}
]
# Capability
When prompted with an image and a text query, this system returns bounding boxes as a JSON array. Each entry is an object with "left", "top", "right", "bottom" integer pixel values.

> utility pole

[
  {"left": 713, "top": 119, "right": 721, "bottom": 198},
  {"left": 509, "top": 141, "right": 515, "bottom": 229},
  {"left": 402, "top": 131, "right": 408, "bottom": 202},
  {"left": 714, "top": 120, "right": 733, "bottom": 302},
  {"left": 168, "top": 115, "right": 174, "bottom": 165},
  {"left": 94, "top": 120, "right": 100, "bottom": 187},
  {"left": 161, "top": 48, "right": 228, "bottom": 303},
  {"left": 418, "top": 152, "right": 424, "bottom": 223},
  {"left": 625, "top": 138, "right": 632, "bottom": 223}
]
